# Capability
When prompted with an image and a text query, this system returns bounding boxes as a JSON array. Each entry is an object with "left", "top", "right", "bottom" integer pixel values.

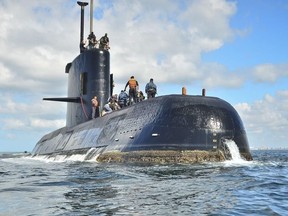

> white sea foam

[
  {"left": 26, "top": 148, "right": 100, "bottom": 163},
  {"left": 222, "top": 139, "right": 252, "bottom": 166}
]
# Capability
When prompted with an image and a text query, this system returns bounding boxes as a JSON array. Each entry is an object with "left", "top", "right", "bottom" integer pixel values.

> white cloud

[
  {"left": 103, "top": 0, "right": 238, "bottom": 85},
  {"left": 0, "top": 93, "right": 65, "bottom": 134},
  {"left": 30, "top": 118, "right": 65, "bottom": 129},
  {"left": 235, "top": 91, "right": 288, "bottom": 148},
  {"left": 0, "top": 62, "right": 14, "bottom": 85},
  {"left": 252, "top": 63, "right": 288, "bottom": 83},
  {"left": 200, "top": 62, "right": 244, "bottom": 88},
  {"left": 2, "top": 119, "right": 25, "bottom": 130}
]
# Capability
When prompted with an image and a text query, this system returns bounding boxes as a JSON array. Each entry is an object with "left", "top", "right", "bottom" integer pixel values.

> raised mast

[
  {"left": 90, "top": 0, "right": 94, "bottom": 33},
  {"left": 77, "top": 1, "right": 89, "bottom": 53}
]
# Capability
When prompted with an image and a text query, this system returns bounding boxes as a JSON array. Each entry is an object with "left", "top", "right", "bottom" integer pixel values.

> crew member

[
  {"left": 87, "top": 32, "right": 97, "bottom": 49},
  {"left": 145, "top": 78, "right": 157, "bottom": 99},
  {"left": 101, "top": 102, "right": 113, "bottom": 116},
  {"left": 118, "top": 90, "right": 129, "bottom": 108},
  {"left": 137, "top": 91, "right": 145, "bottom": 102},
  {"left": 124, "top": 76, "right": 139, "bottom": 105},
  {"left": 80, "top": 40, "right": 86, "bottom": 53},
  {"left": 91, "top": 96, "right": 99, "bottom": 119},
  {"left": 99, "top": 33, "right": 110, "bottom": 50},
  {"left": 109, "top": 94, "right": 121, "bottom": 110}
]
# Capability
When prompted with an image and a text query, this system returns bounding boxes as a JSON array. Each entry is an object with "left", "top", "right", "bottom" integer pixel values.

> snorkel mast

[
  {"left": 77, "top": 1, "right": 88, "bottom": 53},
  {"left": 89, "top": 0, "right": 94, "bottom": 34}
]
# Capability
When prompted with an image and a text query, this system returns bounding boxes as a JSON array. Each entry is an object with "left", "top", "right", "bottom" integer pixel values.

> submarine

[{"left": 31, "top": 1, "right": 252, "bottom": 162}]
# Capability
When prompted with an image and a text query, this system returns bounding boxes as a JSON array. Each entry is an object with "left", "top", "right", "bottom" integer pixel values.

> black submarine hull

[
  {"left": 31, "top": 2, "right": 252, "bottom": 162},
  {"left": 32, "top": 94, "right": 252, "bottom": 161}
]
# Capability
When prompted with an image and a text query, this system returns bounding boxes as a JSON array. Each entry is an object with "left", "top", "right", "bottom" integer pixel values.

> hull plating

[{"left": 32, "top": 95, "right": 252, "bottom": 161}]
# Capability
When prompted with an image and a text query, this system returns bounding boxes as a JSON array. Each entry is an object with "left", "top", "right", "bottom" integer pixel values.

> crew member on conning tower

[
  {"left": 99, "top": 33, "right": 110, "bottom": 50},
  {"left": 87, "top": 32, "right": 97, "bottom": 49}
]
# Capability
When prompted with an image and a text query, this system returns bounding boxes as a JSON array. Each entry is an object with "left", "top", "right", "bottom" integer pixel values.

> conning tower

[{"left": 44, "top": 1, "right": 111, "bottom": 127}]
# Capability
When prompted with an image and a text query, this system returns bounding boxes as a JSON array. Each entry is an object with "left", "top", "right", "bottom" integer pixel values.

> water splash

[
  {"left": 222, "top": 139, "right": 250, "bottom": 166},
  {"left": 27, "top": 148, "right": 100, "bottom": 163},
  {"left": 224, "top": 140, "right": 243, "bottom": 161}
]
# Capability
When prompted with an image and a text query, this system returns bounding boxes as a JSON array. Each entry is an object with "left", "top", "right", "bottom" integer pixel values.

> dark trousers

[
  {"left": 129, "top": 88, "right": 137, "bottom": 105},
  {"left": 147, "top": 90, "right": 156, "bottom": 99},
  {"left": 92, "top": 106, "right": 99, "bottom": 119}
]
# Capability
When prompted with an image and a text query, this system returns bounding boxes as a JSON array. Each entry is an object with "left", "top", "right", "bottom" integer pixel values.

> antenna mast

[
  {"left": 77, "top": 1, "right": 89, "bottom": 53},
  {"left": 90, "top": 0, "right": 94, "bottom": 33}
]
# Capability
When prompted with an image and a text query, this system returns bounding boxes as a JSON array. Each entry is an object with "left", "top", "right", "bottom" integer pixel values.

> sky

[{"left": 0, "top": 0, "right": 288, "bottom": 152}]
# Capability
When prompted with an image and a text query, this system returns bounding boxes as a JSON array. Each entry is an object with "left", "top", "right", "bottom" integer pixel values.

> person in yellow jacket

[{"left": 124, "top": 76, "right": 139, "bottom": 105}]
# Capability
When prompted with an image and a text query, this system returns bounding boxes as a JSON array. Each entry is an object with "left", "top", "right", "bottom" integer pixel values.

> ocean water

[{"left": 0, "top": 149, "right": 287, "bottom": 216}]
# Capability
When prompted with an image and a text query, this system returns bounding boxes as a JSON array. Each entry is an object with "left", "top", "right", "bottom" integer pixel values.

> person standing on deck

[
  {"left": 91, "top": 96, "right": 99, "bottom": 119},
  {"left": 145, "top": 78, "right": 157, "bottom": 99},
  {"left": 124, "top": 76, "right": 139, "bottom": 105}
]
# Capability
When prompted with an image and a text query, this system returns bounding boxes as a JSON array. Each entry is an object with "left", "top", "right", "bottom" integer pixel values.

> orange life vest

[{"left": 128, "top": 79, "right": 137, "bottom": 89}]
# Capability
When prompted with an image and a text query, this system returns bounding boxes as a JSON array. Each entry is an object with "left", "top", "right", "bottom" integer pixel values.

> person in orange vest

[{"left": 124, "top": 76, "right": 139, "bottom": 105}]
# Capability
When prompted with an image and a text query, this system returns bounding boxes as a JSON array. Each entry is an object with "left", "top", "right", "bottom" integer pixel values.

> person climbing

[
  {"left": 101, "top": 102, "right": 113, "bottom": 116},
  {"left": 109, "top": 94, "right": 121, "bottom": 110},
  {"left": 124, "top": 76, "right": 139, "bottom": 105},
  {"left": 118, "top": 90, "right": 129, "bottom": 108},
  {"left": 99, "top": 33, "right": 110, "bottom": 50},
  {"left": 145, "top": 78, "right": 157, "bottom": 99},
  {"left": 137, "top": 91, "right": 145, "bottom": 102},
  {"left": 91, "top": 96, "right": 99, "bottom": 119},
  {"left": 80, "top": 40, "right": 87, "bottom": 53}
]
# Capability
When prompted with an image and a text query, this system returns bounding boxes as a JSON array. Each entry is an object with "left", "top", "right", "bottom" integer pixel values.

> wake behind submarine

[{"left": 31, "top": 1, "right": 252, "bottom": 162}]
